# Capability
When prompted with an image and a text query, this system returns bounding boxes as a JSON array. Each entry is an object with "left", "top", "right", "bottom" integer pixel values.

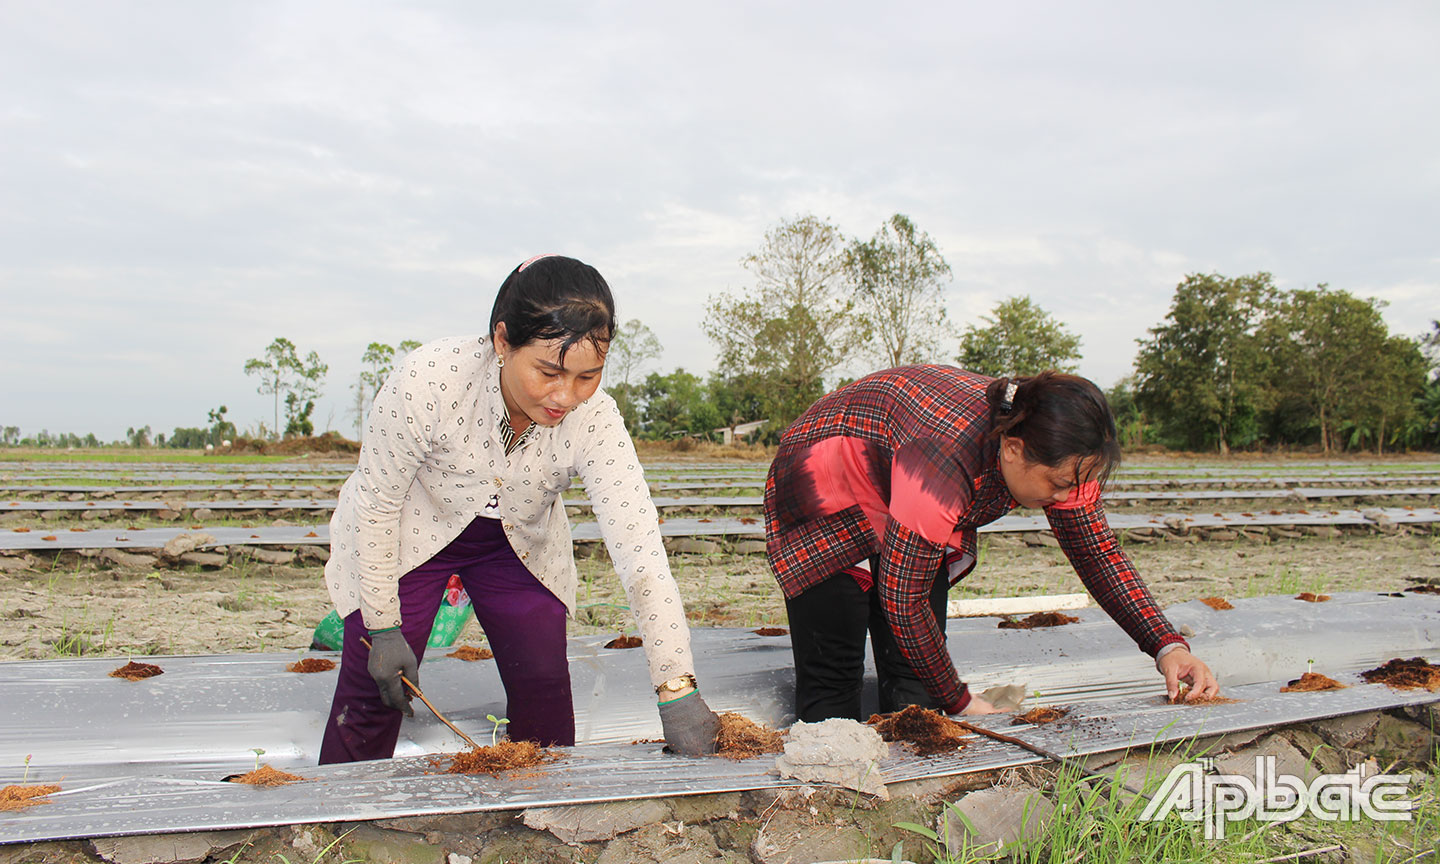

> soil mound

[
  {"left": 715, "top": 713, "right": 784, "bottom": 760},
  {"left": 448, "top": 645, "right": 494, "bottom": 661},
  {"left": 0, "top": 784, "right": 61, "bottom": 811},
  {"left": 1200, "top": 596, "right": 1234, "bottom": 610},
  {"left": 867, "top": 705, "right": 969, "bottom": 756},
  {"left": 1280, "top": 672, "right": 1347, "bottom": 692},
  {"left": 1012, "top": 706, "right": 1069, "bottom": 726},
  {"left": 287, "top": 658, "right": 336, "bottom": 673},
  {"left": 109, "top": 661, "right": 163, "bottom": 681},
  {"left": 604, "top": 634, "right": 643, "bottom": 649},
  {"left": 226, "top": 766, "right": 305, "bottom": 787},
  {"left": 442, "top": 741, "right": 555, "bottom": 775},
  {"left": 226, "top": 433, "right": 360, "bottom": 456},
  {"left": 752, "top": 627, "right": 788, "bottom": 636},
  {"left": 997, "top": 611, "right": 1079, "bottom": 630},
  {"left": 1361, "top": 657, "right": 1440, "bottom": 692},
  {"left": 1295, "top": 593, "right": 1331, "bottom": 603}
]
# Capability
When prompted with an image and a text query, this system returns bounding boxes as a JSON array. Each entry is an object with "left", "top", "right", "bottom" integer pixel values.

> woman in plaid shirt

[{"left": 764, "top": 367, "right": 1219, "bottom": 720}]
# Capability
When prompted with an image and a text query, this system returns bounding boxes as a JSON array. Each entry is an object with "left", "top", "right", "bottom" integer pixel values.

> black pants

[{"left": 784, "top": 563, "right": 950, "bottom": 722}]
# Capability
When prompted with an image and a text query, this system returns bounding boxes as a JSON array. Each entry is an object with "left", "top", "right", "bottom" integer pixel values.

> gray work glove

[
  {"left": 658, "top": 691, "right": 721, "bottom": 756},
  {"left": 367, "top": 628, "right": 418, "bottom": 716}
]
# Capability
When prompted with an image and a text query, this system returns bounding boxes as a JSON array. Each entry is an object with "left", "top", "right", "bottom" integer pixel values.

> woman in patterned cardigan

[
  {"left": 765, "top": 368, "right": 1219, "bottom": 721},
  {"left": 320, "top": 255, "right": 720, "bottom": 762}
]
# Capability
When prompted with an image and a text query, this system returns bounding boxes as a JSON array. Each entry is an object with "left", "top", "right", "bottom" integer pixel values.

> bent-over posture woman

[
  {"left": 319, "top": 254, "right": 720, "bottom": 762},
  {"left": 765, "top": 367, "right": 1219, "bottom": 721}
]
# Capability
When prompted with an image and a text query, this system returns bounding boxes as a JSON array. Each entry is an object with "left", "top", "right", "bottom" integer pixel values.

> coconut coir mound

[
  {"left": 0, "top": 784, "right": 61, "bottom": 811},
  {"left": 1280, "top": 672, "right": 1347, "bottom": 692},
  {"left": 1295, "top": 593, "right": 1331, "bottom": 603},
  {"left": 287, "top": 658, "right": 336, "bottom": 673},
  {"left": 227, "top": 765, "right": 305, "bottom": 786},
  {"left": 1361, "top": 657, "right": 1440, "bottom": 692},
  {"left": 867, "top": 705, "right": 970, "bottom": 756},
  {"left": 714, "top": 712, "right": 783, "bottom": 760},
  {"left": 443, "top": 741, "right": 556, "bottom": 775},
  {"left": 109, "top": 661, "right": 163, "bottom": 681},
  {"left": 448, "top": 645, "right": 494, "bottom": 661},
  {"left": 1168, "top": 686, "right": 1240, "bottom": 706},
  {"left": 752, "top": 627, "right": 788, "bottom": 636},
  {"left": 1012, "top": 706, "right": 1069, "bottom": 726},
  {"left": 1200, "top": 596, "right": 1234, "bottom": 611},
  {"left": 604, "top": 634, "right": 643, "bottom": 649},
  {"left": 997, "top": 611, "right": 1079, "bottom": 630}
]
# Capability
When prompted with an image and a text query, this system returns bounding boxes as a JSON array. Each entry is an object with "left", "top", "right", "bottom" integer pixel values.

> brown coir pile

[
  {"left": 1280, "top": 672, "right": 1347, "bottom": 692},
  {"left": 109, "top": 661, "right": 163, "bottom": 681},
  {"left": 443, "top": 741, "right": 556, "bottom": 775},
  {"left": 867, "top": 705, "right": 970, "bottom": 756},
  {"left": 715, "top": 712, "right": 784, "bottom": 759},
  {"left": 287, "top": 658, "right": 336, "bottom": 673},
  {"left": 1361, "top": 657, "right": 1440, "bottom": 692},
  {"left": 447, "top": 645, "right": 494, "bottom": 661},
  {"left": 227, "top": 766, "right": 306, "bottom": 787},
  {"left": 1200, "top": 597, "right": 1234, "bottom": 611},
  {"left": 0, "top": 784, "right": 61, "bottom": 811},
  {"left": 997, "top": 612, "right": 1079, "bottom": 630},
  {"left": 1168, "top": 686, "right": 1240, "bottom": 706},
  {"left": 1295, "top": 593, "right": 1331, "bottom": 603},
  {"left": 604, "top": 634, "right": 643, "bottom": 649},
  {"left": 1012, "top": 706, "right": 1070, "bottom": 726},
  {"left": 752, "top": 627, "right": 788, "bottom": 636}
]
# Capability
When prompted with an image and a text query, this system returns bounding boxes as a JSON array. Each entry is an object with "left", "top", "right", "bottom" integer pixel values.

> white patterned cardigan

[{"left": 325, "top": 335, "right": 694, "bottom": 686}]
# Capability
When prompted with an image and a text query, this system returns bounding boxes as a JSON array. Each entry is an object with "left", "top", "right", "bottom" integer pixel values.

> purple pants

[{"left": 318, "top": 517, "right": 574, "bottom": 764}]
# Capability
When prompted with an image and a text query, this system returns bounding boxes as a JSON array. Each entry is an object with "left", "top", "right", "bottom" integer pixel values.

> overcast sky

[{"left": 2, "top": 1, "right": 1437, "bottom": 442}]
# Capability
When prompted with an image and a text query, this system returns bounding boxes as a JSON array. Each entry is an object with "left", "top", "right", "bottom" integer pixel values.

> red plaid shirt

[{"left": 764, "top": 366, "right": 1188, "bottom": 713}]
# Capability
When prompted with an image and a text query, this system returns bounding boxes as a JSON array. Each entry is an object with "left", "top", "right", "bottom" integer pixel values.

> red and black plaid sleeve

[
  {"left": 874, "top": 518, "right": 972, "bottom": 713},
  {"left": 1046, "top": 501, "right": 1187, "bottom": 657}
]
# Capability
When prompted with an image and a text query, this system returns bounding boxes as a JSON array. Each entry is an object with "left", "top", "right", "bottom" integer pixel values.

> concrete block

[
  {"left": 940, "top": 784, "right": 1055, "bottom": 857},
  {"left": 522, "top": 798, "right": 672, "bottom": 844}
]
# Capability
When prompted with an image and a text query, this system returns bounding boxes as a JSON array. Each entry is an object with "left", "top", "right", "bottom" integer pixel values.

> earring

[{"left": 497, "top": 355, "right": 505, "bottom": 368}]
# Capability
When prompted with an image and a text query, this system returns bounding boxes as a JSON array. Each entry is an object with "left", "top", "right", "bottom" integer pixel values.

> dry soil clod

[
  {"left": 867, "top": 705, "right": 970, "bottom": 756},
  {"left": 109, "top": 661, "right": 163, "bottom": 681},
  {"left": 997, "top": 611, "right": 1079, "bottom": 630}
]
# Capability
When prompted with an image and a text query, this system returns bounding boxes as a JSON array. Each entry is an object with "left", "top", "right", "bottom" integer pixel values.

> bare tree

[{"left": 847, "top": 213, "right": 953, "bottom": 368}]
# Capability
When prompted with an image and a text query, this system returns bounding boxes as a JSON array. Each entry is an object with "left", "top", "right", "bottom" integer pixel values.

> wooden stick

[
  {"left": 952, "top": 719, "right": 1149, "bottom": 799},
  {"left": 361, "top": 637, "right": 484, "bottom": 751}
]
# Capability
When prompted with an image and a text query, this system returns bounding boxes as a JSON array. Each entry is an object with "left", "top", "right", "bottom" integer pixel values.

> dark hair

[
  {"left": 986, "top": 371, "right": 1122, "bottom": 487},
  {"left": 489, "top": 255, "right": 616, "bottom": 362}
]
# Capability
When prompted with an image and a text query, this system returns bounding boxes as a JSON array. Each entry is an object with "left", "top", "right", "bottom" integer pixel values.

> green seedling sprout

[
  {"left": 251, "top": 748, "right": 265, "bottom": 772},
  {"left": 22, "top": 754, "right": 31, "bottom": 784},
  {"left": 1307, "top": 658, "right": 1315, "bottom": 675},
  {"left": 486, "top": 714, "right": 510, "bottom": 747}
]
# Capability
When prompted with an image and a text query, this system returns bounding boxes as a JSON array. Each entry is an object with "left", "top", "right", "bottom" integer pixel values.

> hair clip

[
  {"left": 1000, "top": 381, "right": 1018, "bottom": 412},
  {"left": 518, "top": 253, "right": 558, "bottom": 272}
]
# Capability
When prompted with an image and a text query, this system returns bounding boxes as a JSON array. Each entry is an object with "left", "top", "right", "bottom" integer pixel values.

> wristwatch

[{"left": 655, "top": 674, "right": 698, "bottom": 697}]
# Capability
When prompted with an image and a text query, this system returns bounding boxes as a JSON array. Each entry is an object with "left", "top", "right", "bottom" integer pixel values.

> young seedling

[
  {"left": 21, "top": 754, "right": 31, "bottom": 784},
  {"left": 486, "top": 714, "right": 510, "bottom": 747},
  {"left": 251, "top": 748, "right": 265, "bottom": 772},
  {"left": 1307, "top": 658, "right": 1315, "bottom": 675}
]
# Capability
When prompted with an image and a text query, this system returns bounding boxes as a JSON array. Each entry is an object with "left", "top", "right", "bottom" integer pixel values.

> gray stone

[
  {"left": 940, "top": 784, "right": 1055, "bottom": 858},
  {"left": 775, "top": 718, "right": 890, "bottom": 799},
  {"left": 732, "top": 539, "right": 768, "bottom": 555},
  {"left": 178, "top": 551, "right": 228, "bottom": 568},
  {"left": 522, "top": 798, "right": 672, "bottom": 844},
  {"left": 100, "top": 548, "right": 157, "bottom": 569},
  {"left": 1310, "top": 711, "right": 1382, "bottom": 749},
  {"left": 448, "top": 855, "right": 472, "bottom": 864},
  {"left": 665, "top": 537, "right": 722, "bottom": 555},
  {"left": 245, "top": 547, "right": 296, "bottom": 565},
  {"left": 750, "top": 811, "right": 873, "bottom": 864},
  {"left": 160, "top": 532, "right": 215, "bottom": 560},
  {"left": 90, "top": 829, "right": 252, "bottom": 864}
]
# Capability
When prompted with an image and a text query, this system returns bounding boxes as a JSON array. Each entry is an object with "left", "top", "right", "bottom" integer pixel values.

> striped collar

[{"left": 499, "top": 415, "right": 537, "bottom": 456}]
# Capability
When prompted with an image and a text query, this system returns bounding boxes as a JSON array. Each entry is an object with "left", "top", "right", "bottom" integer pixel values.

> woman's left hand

[
  {"left": 658, "top": 691, "right": 722, "bottom": 755},
  {"left": 1158, "top": 647, "right": 1220, "bottom": 702}
]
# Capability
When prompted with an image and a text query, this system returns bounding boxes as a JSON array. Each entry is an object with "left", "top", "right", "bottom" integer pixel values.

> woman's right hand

[
  {"left": 367, "top": 629, "right": 419, "bottom": 716},
  {"left": 958, "top": 697, "right": 1005, "bottom": 716}
]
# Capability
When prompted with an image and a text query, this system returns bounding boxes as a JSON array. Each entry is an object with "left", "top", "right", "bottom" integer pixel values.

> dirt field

[{"left": 1, "top": 530, "right": 1434, "bottom": 661}]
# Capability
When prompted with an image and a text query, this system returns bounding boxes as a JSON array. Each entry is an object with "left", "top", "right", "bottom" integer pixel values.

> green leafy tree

[
  {"left": 605, "top": 319, "right": 663, "bottom": 433},
  {"left": 244, "top": 337, "right": 328, "bottom": 440},
  {"left": 1261, "top": 286, "right": 1419, "bottom": 454},
  {"left": 636, "top": 369, "right": 722, "bottom": 439},
  {"left": 1, "top": 427, "right": 18, "bottom": 446},
  {"left": 358, "top": 342, "right": 396, "bottom": 403},
  {"left": 125, "top": 425, "right": 152, "bottom": 448},
  {"left": 704, "top": 215, "right": 863, "bottom": 433},
  {"left": 958, "top": 296, "right": 1083, "bottom": 378},
  {"left": 1133, "top": 273, "right": 1274, "bottom": 453},
  {"left": 846, "top": 213, "right": 953, "bottom": 368}
]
